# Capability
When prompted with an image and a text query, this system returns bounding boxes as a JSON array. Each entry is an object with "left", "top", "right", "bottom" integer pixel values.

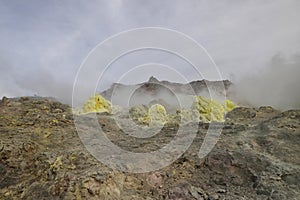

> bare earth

[{"left": 0, "top": 96, "right": 299, "bottom": 199}]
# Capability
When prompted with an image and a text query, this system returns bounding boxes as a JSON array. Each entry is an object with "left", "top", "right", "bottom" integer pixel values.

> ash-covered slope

[{"left": 0, "top": 96, "right": 299, "bottom": 199}]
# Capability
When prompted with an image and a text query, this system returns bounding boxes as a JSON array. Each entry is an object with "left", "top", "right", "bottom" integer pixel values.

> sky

[{"left": 0, "top": 0, "right": 299, "bottom": 109}]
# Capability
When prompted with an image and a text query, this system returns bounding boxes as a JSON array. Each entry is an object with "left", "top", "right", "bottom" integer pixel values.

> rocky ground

[{"left": 0, "top": 96, "right": 299, "bottom": 199}]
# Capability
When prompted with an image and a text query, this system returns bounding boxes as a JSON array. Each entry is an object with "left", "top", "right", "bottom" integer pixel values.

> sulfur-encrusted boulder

[
  {"left": 138, "top": 104, "right": 167, "bottom": 125},
  {"left": 83, "top": 94, "right": 112, "bottom": 114},
  {"left": 225, "top": 99, "right": 237, "bottom": 113},
  {"left": 192, "top": 96, "right": 225, "bottom": 122}
]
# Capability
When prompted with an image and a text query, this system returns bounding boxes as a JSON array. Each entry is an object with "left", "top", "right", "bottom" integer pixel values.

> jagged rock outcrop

[{"left": 101, "top": 77, "right": 232, "bottom": 102}]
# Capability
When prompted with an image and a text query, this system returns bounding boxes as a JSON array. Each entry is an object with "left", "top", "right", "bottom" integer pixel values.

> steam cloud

[
  {"left": 0, "top": 1, "right": 299, "bottom": 111},
  {"left": 0, "top": 57, "right": 74, "bottom": 104},
  {"left": 1, "top": 53, "right": 299, "bottom": 112},
  {"left": 229, "top": 54, "right": 300, "bottom": 111}
]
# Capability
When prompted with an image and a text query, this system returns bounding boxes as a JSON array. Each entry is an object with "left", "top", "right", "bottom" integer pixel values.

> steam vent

[{"left": 0, "top": 78, "right": 299, "bottom": 199}]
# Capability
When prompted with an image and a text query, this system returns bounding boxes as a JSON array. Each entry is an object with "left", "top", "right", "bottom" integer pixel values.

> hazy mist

[
  {"left": 0, "top": 1, "right": 299, "bottom": 110},
  {"left": 230, "top": 54, "right": 300, "bottom": 110}
]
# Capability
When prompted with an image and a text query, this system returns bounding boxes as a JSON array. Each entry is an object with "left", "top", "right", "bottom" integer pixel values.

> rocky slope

[
  {"left": 0, "top": 96, "right": 299, "bottom": 199},
  {"left": 100, "top": 77, "right": 232, "bottom": 108}
]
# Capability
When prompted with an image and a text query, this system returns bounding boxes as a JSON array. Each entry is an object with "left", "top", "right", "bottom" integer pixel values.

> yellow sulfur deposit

[
  {"left": 192, "top": 96, "right": 238, "bottom": 122},
  {"left": 225, "top": 99, "right": 237, "bottom": 113},
  {"left": 192, "top": 96, "right": 224, "bottom": 122},
  {"left": 83, "top": 94, "right": 112, "bottom": 114},
  {"left": 128, "top": 97, "right": 238, "bottom": 125},
  {"left": 77, "top": 94, "right": 238, "bottom": 125},
  {"left": 138, "top": 104, "right": 167, "bottom": 125}
]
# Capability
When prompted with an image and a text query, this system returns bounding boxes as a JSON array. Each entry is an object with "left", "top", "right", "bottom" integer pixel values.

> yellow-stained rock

[
  {"left": 83, "top": 94, "right": 111, "bottom": 114},
  {"left": 138, "top": 104, "right": 167, "bottom": 125},
  {"left": 50, "top": 156, "right": 63, "bottom": 173},
  {"left": 225, "top": 99, "right": 237, "bottom": 113},
  {"left": 193, "top": 96, "right": 225, "bottom": 122},
  {"left": 78, "top": 94, "right": 238, "bottom": 124}
]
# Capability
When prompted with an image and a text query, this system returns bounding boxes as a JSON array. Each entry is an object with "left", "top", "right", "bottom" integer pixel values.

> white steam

[{"left": 229, "top": 54, "right": 300, "bottom": 110}]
